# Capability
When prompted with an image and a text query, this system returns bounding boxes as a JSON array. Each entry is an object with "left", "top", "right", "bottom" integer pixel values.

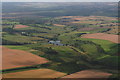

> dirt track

[
  {"left": 2, "top": 46, "right": 49, "bottom": 70},
  {"left": 81, "top": 33, "right": 119, "bottom": 43}
]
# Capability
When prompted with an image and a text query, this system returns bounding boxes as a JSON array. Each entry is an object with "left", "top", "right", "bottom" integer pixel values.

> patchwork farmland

[{"left": 2, "top": 2, "right": 119, "bottom": 79}]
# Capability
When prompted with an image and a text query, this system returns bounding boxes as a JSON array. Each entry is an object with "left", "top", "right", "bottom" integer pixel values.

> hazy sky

[{"left": 1, "top": 0, "right": 119, "bottom": 2}]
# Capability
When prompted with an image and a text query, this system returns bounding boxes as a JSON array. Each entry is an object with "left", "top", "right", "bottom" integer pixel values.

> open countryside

[{"left": 2, "top": 2, "right": 119, "bottom": 79}]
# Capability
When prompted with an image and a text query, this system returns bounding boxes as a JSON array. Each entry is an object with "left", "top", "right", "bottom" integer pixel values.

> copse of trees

[
  {"left": 32, "top": 47, "right": 58, "bottom": 55},
  {"left": 67, "top": 40, "right": 105, "bottom": 57},
  {"left": 2, "top": 39, "right": 30, "bottom": 45},
  {"left": 2, "top": 27, "right": 20, "bottom": 34}
]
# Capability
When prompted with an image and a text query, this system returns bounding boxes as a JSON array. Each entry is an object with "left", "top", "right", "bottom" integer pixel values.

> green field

[
  {"left": 5, "top": 45, "right": 31, "bottom": 51},
  {"left": 75, "top": 38, "right": 117, "bottom": 54},
  {"left": 3, "top": 34, "right": 44, "bottom": 44}
]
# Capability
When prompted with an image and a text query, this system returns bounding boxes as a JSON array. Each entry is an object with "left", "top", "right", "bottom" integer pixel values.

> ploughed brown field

[
  {"left": 2, "top": 46, "right": 49, "bottom": 70},
  {"left": 62, "top": 70, "right": 112, "bottom": 78},
  {"left": 15, "top": 25, "right": 30, "bottom": 29},
  {"left": 3, "top": 69, "right": 66, "bottom": 78},
  {"left": 81, "top": 33, "right": 119, "bottom": 43},
  {"left": 58, "top": 16, "right": 117, "bottom": 21}
]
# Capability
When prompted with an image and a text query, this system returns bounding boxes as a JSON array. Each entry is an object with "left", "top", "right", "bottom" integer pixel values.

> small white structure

[{"left": 48, "top": 41, "right": 64, "bottom": 46}]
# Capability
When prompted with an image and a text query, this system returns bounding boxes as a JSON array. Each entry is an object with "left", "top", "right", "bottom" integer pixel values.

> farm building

[{"left": 48, "top": 41, "right": 64, "bottom": 46}]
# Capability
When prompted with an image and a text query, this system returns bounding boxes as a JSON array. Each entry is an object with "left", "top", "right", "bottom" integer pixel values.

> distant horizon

[{"left": 1, "top": 0, "right": 119, "bottom": 2}]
